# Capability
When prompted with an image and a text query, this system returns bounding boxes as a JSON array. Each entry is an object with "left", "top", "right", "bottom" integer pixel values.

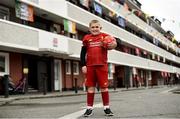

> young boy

[{"left": 80, "top": 19, "right": 117, "bottom": 117}]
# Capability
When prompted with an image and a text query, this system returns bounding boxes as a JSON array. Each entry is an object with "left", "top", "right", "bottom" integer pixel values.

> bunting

[{"left": 147, "top": 15, "right": 180, "bottom": 29}]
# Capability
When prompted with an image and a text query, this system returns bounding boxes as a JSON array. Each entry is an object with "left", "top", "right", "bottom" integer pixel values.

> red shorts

[{"left": 86, "top": 64, "right": 108, "bottom": 88}]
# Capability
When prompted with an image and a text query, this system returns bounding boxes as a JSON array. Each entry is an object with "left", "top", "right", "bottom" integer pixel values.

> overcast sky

[{"left": 138, "top": 0, "right": 180, "bottom": 41}]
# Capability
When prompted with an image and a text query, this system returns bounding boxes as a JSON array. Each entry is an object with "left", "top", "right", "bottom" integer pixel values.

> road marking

[{"left": 58, "top": 103, "right": 103, "bottom": 119}]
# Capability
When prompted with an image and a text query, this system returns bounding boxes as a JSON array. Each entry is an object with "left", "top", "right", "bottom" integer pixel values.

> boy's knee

[
  {"left": 100, "top": 87, "right": 108, "bottom": 92},
  {"left": 87, "top": 87, "right": 95, "bottom": 93}
]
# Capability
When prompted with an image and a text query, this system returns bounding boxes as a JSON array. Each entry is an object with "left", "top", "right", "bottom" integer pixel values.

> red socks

[
  {"left": 87, "top": 91, "right": 109, "bottom": 108},
  {"left": 87, "top": 92, "right": 95, "bottom": 107},
  {"left": 101, "top": 91, "right": 109, "bottom": 106}
]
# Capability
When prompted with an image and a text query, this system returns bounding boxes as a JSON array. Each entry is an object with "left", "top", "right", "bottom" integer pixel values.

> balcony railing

[{"left": 1, "top": 19, "right": 180, "bottom": 73}]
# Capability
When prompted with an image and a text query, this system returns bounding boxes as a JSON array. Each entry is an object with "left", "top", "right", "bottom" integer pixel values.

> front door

[
  {"left": 37, "top": 61, "right": 48, "bottom": 92},
  {"left": 54, "top": 60, "right": 62, "bottom": 91}
]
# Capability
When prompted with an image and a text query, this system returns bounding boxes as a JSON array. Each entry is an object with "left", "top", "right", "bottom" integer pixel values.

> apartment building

[{"left": 0, "top": 0, "right": 180, "bottom": 94}]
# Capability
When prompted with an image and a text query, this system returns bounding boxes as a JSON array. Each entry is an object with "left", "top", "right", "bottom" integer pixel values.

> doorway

[{"left": 54, "top": 59, "right": 62, "bottom": 91}]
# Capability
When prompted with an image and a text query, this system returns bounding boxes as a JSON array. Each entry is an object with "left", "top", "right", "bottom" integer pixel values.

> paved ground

[{"left": 0, "top": 86, "right": 180, "bottom": 118}]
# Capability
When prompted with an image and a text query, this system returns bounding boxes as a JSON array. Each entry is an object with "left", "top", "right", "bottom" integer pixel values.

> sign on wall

[{"left": 38, "top": 30, "right": 68, "bottom": 54}]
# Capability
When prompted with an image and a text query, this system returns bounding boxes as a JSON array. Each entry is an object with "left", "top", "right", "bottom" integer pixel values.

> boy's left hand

[
  {"left": 103, "top": 36, "right": 117, "bottom": 50},
  {"left": 107, "top": 40, "right": 117, "bottom": 50}
]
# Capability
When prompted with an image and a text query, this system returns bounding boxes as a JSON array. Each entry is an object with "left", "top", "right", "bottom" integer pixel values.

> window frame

[
  {"left": 73, "top": 61, "right": 79, "bottom": 75},
  {"left": 65, "top": 60, "right": 71, "bottom": 75},
  {"left": 0, "top": 5, "right": 10, "bottom": 20},
  {"left": 108, "top": 63, "right": 114, "bottom": 79},
  {"left": 0, "top": 52, "right": 9, "bottom": 76}
]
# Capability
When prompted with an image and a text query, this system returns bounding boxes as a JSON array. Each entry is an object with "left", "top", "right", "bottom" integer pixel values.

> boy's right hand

[{"left": 82, "top": 66, "right": 87, "bottom": 74}]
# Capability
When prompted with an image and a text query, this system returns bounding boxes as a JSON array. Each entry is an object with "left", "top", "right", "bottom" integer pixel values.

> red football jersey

[{"left": 82, "top": 33, "right": 109, "bottom": 66}]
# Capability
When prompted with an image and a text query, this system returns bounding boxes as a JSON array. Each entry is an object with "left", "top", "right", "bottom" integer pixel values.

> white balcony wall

[
  {"left": 0, "top": 19, "right": 69, "bottom": 55},
  {"left": 176, "top": 67, "right": 180, "bottom": 74},
  {"left": 0, "top": 19, "right": 38, "bottom": 51},
  {"left": 108, "top": 50, "right": 149, "bottom": 68},
  {"left": 108, "top": 50, "right": 174, "bottom": 73},
  {"left": 66, "top": 2, "right": 180, "bottom": 64},
  {"left": 67, "top": 40, "right": 179, "bottom": 73},
  {"left": 39, "top": 30, "right": 69, "bottom": 54},
  {"left": 1, "top": 18, "right": 180, "bottom": 73}
]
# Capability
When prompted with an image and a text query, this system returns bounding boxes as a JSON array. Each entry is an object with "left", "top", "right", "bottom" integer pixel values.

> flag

[
  {"left": 79, "top": 0, "right": 89, "bottom": 8},
  {"left": 108, "top": 63, "right": 115, "bottom": 73},
  {"left": 163, "top": 57, "right": 166, "bottom": 63},
  {"left": 161, "top": 72, "right": 164, "bottom": 77},
  {"left": 94, "top": 2, "right": 102, "bottom": 15},
  {"left": 137, "top": 11, "right": 142, "bottom": 16},
  {"left": 117, "top": 16, "right": 126, "bottom": 28},
  {"left": 162, "top": 18, "right": 166, "bottom": 22},
  {"left": 132, "top": 67, "right": 137, "bottom": 75},
  {"left": 108, "top": 11, "right": 116, "bottom": 17},
  {"left": 63, "top": 19, "right": 76, "bottom": 34},
  {"left": 143, "top": 51, "right": 147, "bottom": 55},
  {"left": 157, "top": 55, "right": 160, "bottom": 61},
  {"left": 172, "top": 37, "right": 176, "bottom": 43},
  {"left": 123, "top": 3, "right": 129, "bottom": 11},
  {"left": 166, "top": 45, "right": 169, "bottom": 50},
  {"left": 152, "top": 53, "right": 155, "bottom": 59},
  {"left": 15, "top": 0, "right": 34, "bottom": 22},
  {"left": 135, "top": 48, "right": 140, "bottom": 56}
]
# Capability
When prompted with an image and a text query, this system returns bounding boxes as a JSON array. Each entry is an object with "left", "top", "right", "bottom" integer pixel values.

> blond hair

[{"left": 89, "top": 20, "right": 101, "bottom": 27}]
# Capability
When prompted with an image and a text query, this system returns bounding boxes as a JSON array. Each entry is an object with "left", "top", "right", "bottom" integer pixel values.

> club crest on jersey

[{"left": 88, "top": 39, "right": 93, "bottom": 42}]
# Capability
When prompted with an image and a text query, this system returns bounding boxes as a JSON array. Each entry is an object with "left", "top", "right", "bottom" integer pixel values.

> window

[
  {"left": 108, "top": 71, "right": 113, "bottom": 79},
  {"left": 0, "top": 56, "right": 5, "bottom": 72},
  {"left": 0, "top": 52, "right": 9, "bottom": 76},
  {"left": 66, "top": 61, "right": 71, "bottom": 74},
  {"left": 148, "top": 71, "right": 152, "bottom": 81},
  {"left": 73, "top": 62, "right": 79, "bottom": 75},
  {"left": 51, "top": 24, "right": 61, "bottom": 34},
  {"left": 108, "top": 63, "right": 114, "bottom": 79},
  {"left": 0, "top": 5, "right": 9, "bottom": 20}
]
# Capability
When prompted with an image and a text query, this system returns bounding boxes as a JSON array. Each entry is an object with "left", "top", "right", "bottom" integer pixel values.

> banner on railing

[{"left": 15, "top": 0, "right": 34, "bottom": 22}]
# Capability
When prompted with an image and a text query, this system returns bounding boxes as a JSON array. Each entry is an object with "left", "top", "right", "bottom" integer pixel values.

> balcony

[
  {"left": 0, "top": 19, "right": 180, "bottom": 73},
  {"left": 66, "top": 2, "right": 180, "bottom": 64},
  {"left": 18, "top": 0, "right": 180, "bottom": 64},
  {"left": 108, "top": 50, "right": 174, "bottom": 73},
  {"left": 0, "top": 19, "right": 39, "bottom": 52},
  {"left": 0, "top": 19, "right": 69, "bottom": 56}
]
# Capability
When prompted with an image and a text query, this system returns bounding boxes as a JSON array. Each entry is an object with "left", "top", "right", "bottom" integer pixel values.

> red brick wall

[
  {"left": 62, "top": 60, "right": 85, "bottom": 90},
  {"left": 65, "top": 75, "right": 73, "bottom": 89}
]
